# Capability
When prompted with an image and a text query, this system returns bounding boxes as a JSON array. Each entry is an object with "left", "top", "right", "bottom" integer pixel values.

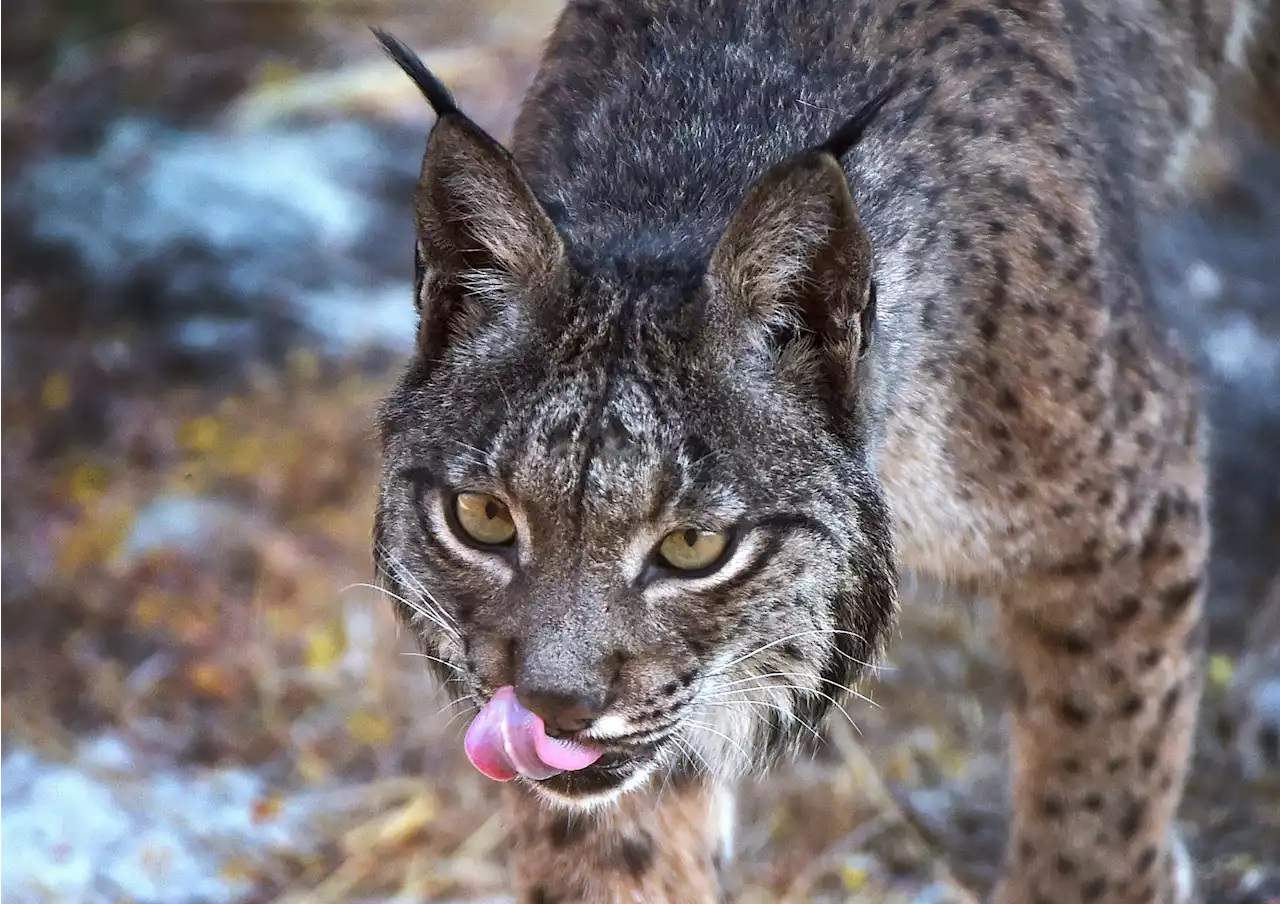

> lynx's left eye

[
  {"left": 453, "top": 492, "right": 516, "bottom": 546},
  {"left": 657, "top": 528, "right": 729, "bottom": 572}
]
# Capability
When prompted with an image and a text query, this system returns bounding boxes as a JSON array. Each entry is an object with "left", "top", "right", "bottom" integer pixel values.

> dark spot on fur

[
  {"left": 1109, "top": 595, "right": 1142, "bottom": 625},
  {"left": 1161, "top": 579, "right": 1201, "bottom": 618},
  {"left": 1059, "top": 699, "right": 1093, "bottom": 726},
  {"left": 1055, "top": 853, "right": 1077, "bottom": 875},
  {"left": 616, "top": 832, "right": 655, "bottom": 877},
  {"left": 1118, "top": 801, "right": 1146, "bottom": 840},
  {"left": 1159, "top": 684, "right": 1182, "bottom": 722},
  {"left": 1083, "top": 792, "right": 1104, "bottom": 812},
  {"left": 1119, "top": 696, "right": 1144, "bottom": 718},
  {"left": 1081, "top": 877, "right": 1109, "bottom": 902},
  {"left": 1136, "top": 845, "right": 1157, "bottom": 874}
]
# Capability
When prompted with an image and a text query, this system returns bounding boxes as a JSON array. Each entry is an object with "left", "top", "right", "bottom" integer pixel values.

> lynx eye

[
  {"left": 453, "top": 492, "right": 516, "bottom": 546},
  {"left": 657, "top": 528, "right": 729, "bottom": 572}
]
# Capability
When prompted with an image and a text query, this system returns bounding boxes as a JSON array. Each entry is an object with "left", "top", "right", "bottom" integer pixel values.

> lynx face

[{"left": 372, "top": 44, "right": 898, "bottom": 804}]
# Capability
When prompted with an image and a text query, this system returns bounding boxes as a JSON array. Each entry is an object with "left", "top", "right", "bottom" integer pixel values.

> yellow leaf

[
  {"left": 42, "top": 373, "right": 71, "bottom": 410},
  {"left": 297, "top": 749, "right": 330, "bottom": 784},
  {"left": 1209, "top": 654, "right": 1235, "bottom": 690},
  {"left": 347, "top": 710, "right": 393, "bottom": 747},
  {"left": 306, "top": 621, "right": 346, "bottom": 672},
  {"left": 377, "top": 795, "right": 437, "bottom": 846},
  {"left": 189, "top": 662, "right": 232, "bottom": 699},
  {"left": 67, "top": 463, "right": 110, "bottom": 506},
  {"left": 132, "top": 592, "right": 170, "bottom": 629},
  {"left": 178, "top": 416, "right": 221, "bottom": 454},
  {"left": 840, "top": 864, "right": 869, "bottom": 892}
]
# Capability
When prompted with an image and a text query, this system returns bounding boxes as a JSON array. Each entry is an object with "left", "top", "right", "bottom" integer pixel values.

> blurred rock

[
  {"left": 121, "top": 494, "right": 260, "bottom": 564},
  {"left": 3, "top": 115, "right": 423, "bottom": 369},
  {"left": 1, "top": 737, "right": 314, "bottom": 904}
]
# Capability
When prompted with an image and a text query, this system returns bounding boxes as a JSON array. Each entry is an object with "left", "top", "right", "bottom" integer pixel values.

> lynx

[{"left": 372, "top": 1, "right": 1277, "bottom": 900}]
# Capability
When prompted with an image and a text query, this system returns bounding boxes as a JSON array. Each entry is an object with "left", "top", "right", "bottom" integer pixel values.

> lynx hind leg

[
  {"left": 995, "top": 479, "right": 1208, "bottom": 904},
  {"left": 504, "top": 777, "right": 729, "bottom": 904}
]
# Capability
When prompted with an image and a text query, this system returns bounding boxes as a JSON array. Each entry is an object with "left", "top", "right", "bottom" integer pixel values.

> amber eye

[
  {"left": 657, "top": 528, "right": 729, "bottom": 572},
  {"left": 453, "top": 492, "right": 516, "bottom": 546}
]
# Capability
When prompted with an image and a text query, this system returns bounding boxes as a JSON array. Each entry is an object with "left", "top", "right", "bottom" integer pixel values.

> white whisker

[
  {"left": 346, "top": 579, "right": 460, "bottom": 640},
  {"left": 708, "top": 670, "right": 881, "bottom": 710},
  {"left": 702, "top": 680, "right": 865, "bottom": 735},
  {"left": 683, "top": 717, "right": 754, "bottom": 766},
  {"left": 436, "top": 693, "right": 477, "bottom": 717},
  {"left": 399, "top": 650, "right": 468, "bottom": 676},
  {"left": 698, "top": 694, "right": 826, "bottom": 746},
  {"left": 670, "top": 733, "right": 715, "bottom": 776},
  {"left": 711, "top": 628, "right": 886, "bottom": 677},
  {"left": 372, "top": 543, "right": 462, "bottom": 639}
]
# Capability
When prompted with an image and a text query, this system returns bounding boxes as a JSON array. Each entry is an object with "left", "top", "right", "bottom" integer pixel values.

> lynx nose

[{"left": 515, "top": 685, "right": 606, "bottom": 735}]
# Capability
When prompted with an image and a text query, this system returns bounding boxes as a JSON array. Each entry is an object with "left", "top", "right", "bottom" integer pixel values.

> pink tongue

[{"left": 464, "top": 686, "right": 603, "bottom": 782}]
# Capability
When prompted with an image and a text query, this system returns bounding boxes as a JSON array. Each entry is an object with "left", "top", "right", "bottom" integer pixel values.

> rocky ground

[{"left": 2, "top": 2, "right": 1277, "bottom": 902}]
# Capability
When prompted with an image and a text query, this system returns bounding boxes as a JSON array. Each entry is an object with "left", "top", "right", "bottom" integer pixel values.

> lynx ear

[
  {"left": 374, "top": 29, "right": 563, "bottom": 357},
  {"left": 705, "top": 88, "right": 896, "bottom": 413},
  {"left": 414, "top": 115, "right": 564, "bottom": 288},
  {"left": 708, "top": 150, "right": 874, "bottom": 364}
]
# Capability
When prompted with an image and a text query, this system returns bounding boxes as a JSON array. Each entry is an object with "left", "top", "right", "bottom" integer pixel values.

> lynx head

[{"left": 372, "top": 30, "right": 898, "bottom": 806}]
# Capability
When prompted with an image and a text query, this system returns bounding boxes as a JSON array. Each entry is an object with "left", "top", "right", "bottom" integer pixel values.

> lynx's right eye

[{"left": 453, "top": 492, "right": 517, "bottom": 546}]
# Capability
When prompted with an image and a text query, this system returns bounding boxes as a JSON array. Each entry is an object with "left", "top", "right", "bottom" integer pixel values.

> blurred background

[{"left": 2, "top": 2, "right": 1278, "bottom": 902}]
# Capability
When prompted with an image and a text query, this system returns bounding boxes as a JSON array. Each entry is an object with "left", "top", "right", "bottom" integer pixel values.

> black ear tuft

[
  {"left": 370, "top": 26, "right": 461, "bottom": 119},
  {"left": 819, "top": 80, "right": 903, "bottom": 160}
]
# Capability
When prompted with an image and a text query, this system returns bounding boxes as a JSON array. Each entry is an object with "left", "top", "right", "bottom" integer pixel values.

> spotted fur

[{"left": 373, "top": 0, "right": 1277, "bottom": 901}]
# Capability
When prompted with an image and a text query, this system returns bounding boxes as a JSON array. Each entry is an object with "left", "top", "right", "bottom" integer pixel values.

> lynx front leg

[
  {"left": 995, "top": 487, "right": 1207, "bottom": 904},
  {"left": 504, "top": 776, "right": 730, "bottom": 904}
]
